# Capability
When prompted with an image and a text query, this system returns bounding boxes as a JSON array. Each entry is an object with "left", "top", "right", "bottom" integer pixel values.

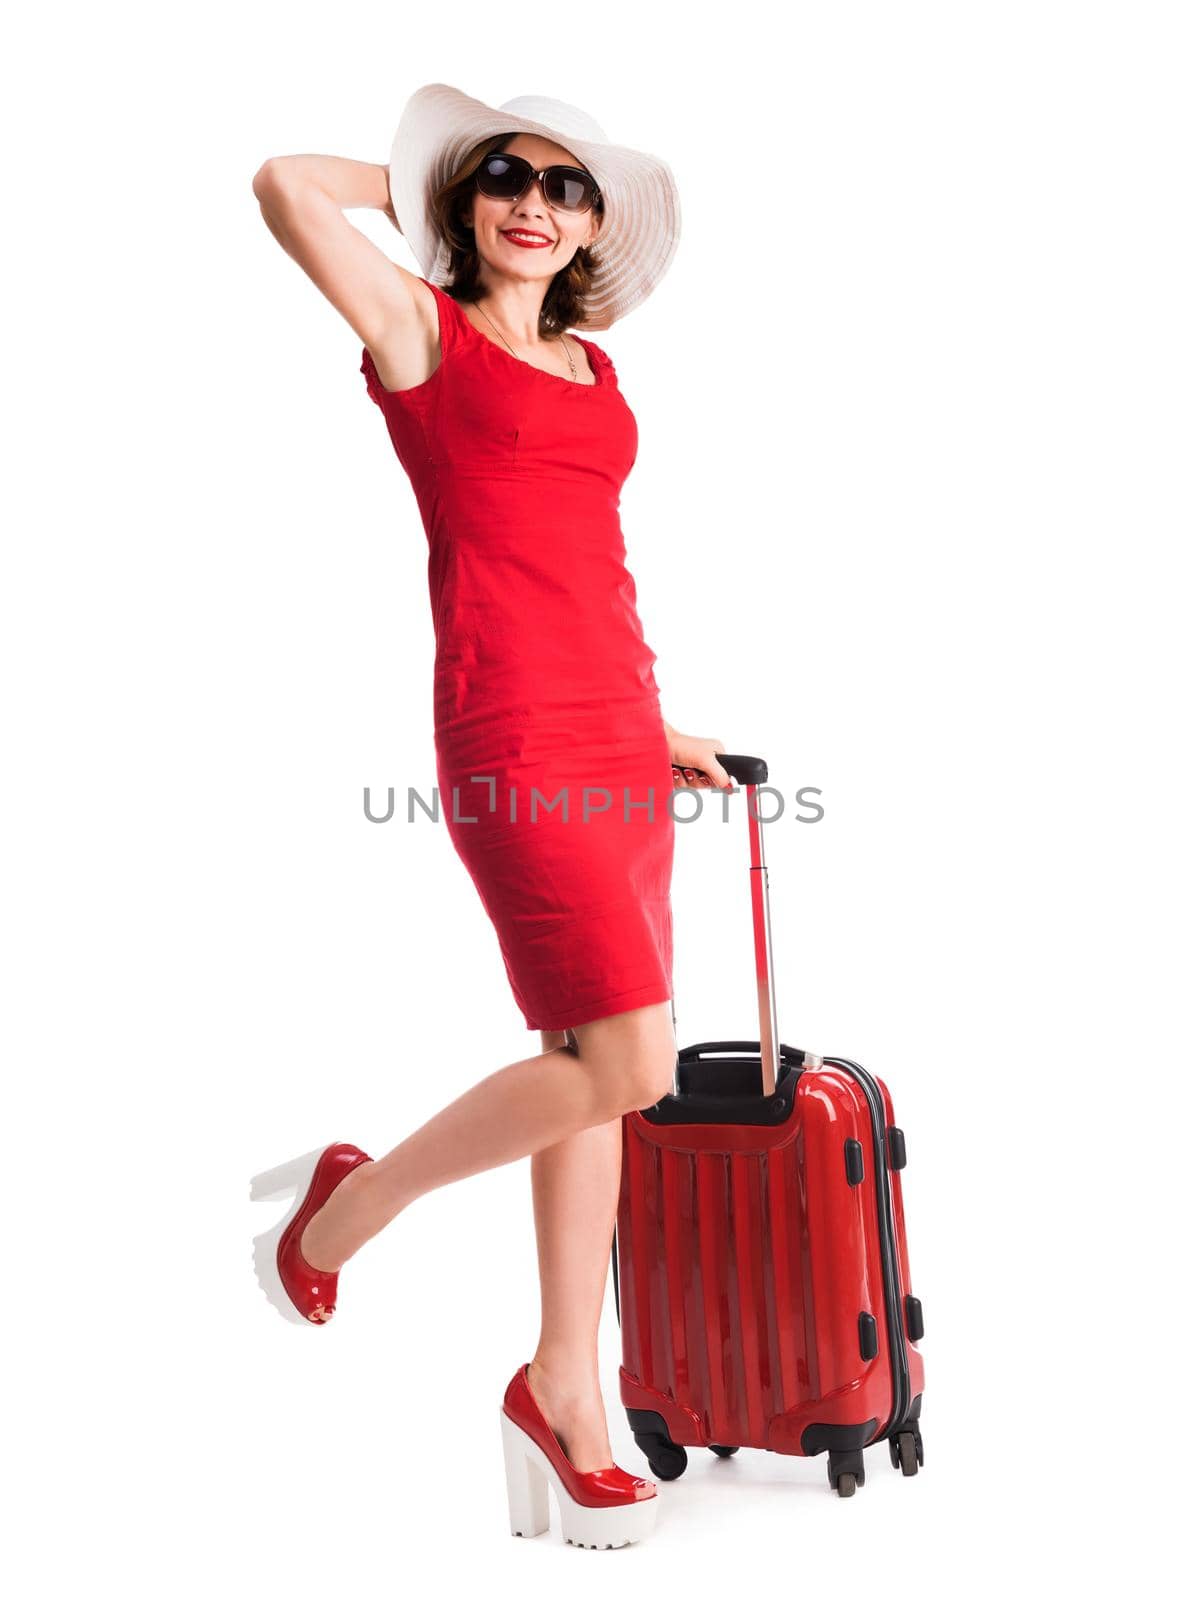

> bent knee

[{"left": 572, "top": 1002, "right": 677, "bottom": 1112}]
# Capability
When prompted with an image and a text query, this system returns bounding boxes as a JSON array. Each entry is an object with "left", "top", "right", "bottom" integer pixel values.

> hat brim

[{"left": 388, "top": 82, "right": 681, "bottom": 330}]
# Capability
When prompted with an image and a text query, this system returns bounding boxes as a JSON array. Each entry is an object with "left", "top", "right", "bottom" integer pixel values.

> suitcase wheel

[
  {"left": 826, "top": 1448, "right": 866, "bottom": 1496},
  {"left": 708, "top": 1444, "right": 740, "bottom": 1458},
  {"left": 625, "top": 1409, "right": 689, "bottom": 1480},
  {"left": 634, "top": 1433, "right": 688, "bottom": 1480},
  {"left": 888, "top": 1428, "right": 923, "bottom": 1477}
]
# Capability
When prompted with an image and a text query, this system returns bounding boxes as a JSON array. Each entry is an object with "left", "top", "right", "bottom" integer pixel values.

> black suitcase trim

[
  {"left": 638, "top": 1041, "right": 808, "bottom": 1125},
  {"left": 824, "top": 1056, "right": 913, "bottom": 1442}
]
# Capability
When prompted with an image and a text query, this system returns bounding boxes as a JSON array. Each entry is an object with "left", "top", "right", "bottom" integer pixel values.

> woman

[{"left": 249, "top": 85, "right": 733, "bottom": 1549}]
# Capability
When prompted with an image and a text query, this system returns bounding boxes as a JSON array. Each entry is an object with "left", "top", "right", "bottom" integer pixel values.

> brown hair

[{"left": 430, "top": 132, "right": 605, "bottom": 336}]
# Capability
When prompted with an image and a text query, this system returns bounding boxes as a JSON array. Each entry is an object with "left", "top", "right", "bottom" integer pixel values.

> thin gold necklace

[{"left": 473, "top": 300, "right": 582, "bottom": 381}]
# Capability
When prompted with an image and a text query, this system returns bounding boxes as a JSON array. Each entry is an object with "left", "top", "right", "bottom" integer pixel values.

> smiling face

[{"left": 464, "top": 131, "right": 602, "bottom": 281}]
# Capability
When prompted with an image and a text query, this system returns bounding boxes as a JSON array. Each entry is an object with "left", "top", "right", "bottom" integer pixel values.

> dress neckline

[
  {"left": 462, "top": 311, "right": 601, "bottom": 389},
  {"left": 429, "top": 280, "right": 603, "bottom": 390}
]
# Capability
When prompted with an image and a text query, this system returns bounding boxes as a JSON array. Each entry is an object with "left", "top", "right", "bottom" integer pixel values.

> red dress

[{"left": 360, "top": 275, "right": 674, "bottom": 1032}]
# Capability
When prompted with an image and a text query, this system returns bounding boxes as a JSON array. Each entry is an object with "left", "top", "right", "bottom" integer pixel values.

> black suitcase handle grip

[
  {"left": 679, "top": 1040, "right": 791, "bottom": 1062},
  {"left": 716, "top": 752, "right": 768, "bottom": 786}
]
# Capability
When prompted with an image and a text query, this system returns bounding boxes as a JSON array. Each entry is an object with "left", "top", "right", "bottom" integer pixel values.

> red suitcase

[{"left": 611, "top": 752, "right": 925, "bottom": 1495}]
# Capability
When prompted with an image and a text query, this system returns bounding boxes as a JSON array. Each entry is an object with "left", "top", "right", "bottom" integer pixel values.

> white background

[{"left": 5, "top": 2, "right": 1174, "bottom": 1592}]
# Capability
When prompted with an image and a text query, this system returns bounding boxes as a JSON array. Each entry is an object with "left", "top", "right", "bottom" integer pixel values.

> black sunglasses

[{"left": 474, "top": 151, "right": 601, "bottom": 214}]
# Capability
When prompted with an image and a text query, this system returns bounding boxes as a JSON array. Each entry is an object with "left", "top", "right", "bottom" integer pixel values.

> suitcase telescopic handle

[{"left": 713, "top": 752, "right": 781, "bottom": 1096}]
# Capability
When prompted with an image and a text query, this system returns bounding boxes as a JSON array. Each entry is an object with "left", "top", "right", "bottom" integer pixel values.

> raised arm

[{"left": 251, "top": 154, "right": 438, "bottom": 391}]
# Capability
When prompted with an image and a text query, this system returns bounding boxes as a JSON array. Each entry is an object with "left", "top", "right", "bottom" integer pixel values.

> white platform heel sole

[
  {"left": 249, "top": 1143, "right": 332, "bottom": 1326},
  {"left": 499, "top": 1410, "right": 658, "bottom": 1549}
]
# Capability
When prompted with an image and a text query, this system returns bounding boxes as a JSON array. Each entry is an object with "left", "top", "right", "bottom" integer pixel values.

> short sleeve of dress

[
  {"left": 579, "top": 336, "right": 618, "bottom": 389},
  {"left": 360, "top": 345, "right": 388, "bottom": 408}
]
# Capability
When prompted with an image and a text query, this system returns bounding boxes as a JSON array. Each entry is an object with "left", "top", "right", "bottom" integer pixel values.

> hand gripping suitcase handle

[{"left": 714, "top": 752, "right": 781, "bottom": 1096}]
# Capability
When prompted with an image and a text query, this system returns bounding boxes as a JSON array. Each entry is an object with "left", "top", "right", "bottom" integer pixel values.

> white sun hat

[{"left": 386, "top": 82, "right": 682, "bottom": 331}]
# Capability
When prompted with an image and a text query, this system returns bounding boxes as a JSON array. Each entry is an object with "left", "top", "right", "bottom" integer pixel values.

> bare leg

[
  {"left": 299, "top": 1000, "right": 675, "bottom": 1274},
  {"left": 524, "top": 1027, "right": 621, "bottom": 1473}
]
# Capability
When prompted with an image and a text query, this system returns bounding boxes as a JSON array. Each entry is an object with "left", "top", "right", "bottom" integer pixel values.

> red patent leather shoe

[
  {"left": 249, "top": 1142, "right": 372, "bottom": 1326},
  {"left": 500, "top": 1363, "right": 659, "bottom": 1548}
]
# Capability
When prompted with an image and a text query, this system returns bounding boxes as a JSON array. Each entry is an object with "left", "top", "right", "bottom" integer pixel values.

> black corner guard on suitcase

[{"left": 716, "top": 752, "right": 768, "bottom": 785}]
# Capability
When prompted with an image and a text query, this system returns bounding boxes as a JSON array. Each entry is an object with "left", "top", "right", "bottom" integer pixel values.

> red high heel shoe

[
  {"left": 500, "top": 1363, "right": 659, "bottom": 1548},
  {"left": 249, "top": 1142, "right": 372, "bottom": 1325}
]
